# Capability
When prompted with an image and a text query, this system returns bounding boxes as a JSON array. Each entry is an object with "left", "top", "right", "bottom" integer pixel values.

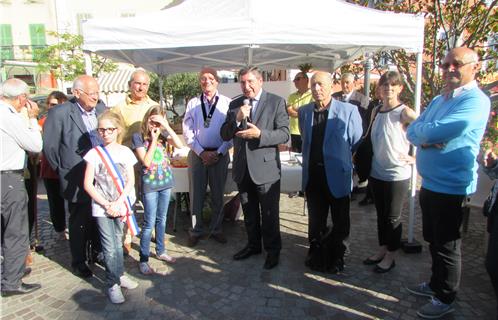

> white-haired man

[{"left": 1, "top": 78, "right": 42, "bottom": 296}]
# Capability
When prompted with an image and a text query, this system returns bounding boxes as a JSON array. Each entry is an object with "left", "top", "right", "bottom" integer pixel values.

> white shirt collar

[{"left": 451, "top": 80, "right": 477, "bottom": 98}]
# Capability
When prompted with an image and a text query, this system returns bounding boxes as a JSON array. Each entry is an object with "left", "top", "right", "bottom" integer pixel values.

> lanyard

[{"left": 200, "top": 94, "right": 219, "bottom": 128}]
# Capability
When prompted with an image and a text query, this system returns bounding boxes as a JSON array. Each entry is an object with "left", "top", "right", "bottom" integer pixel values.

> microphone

[{"left": 241, "top": 98, "right": 251, "bottom": 129}]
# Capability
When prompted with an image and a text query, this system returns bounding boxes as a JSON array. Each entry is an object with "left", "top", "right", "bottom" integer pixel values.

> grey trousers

[
  {"left": 1, "top": 172, "right": 29, "bottom": 290},
  {"left": 187, "top": 151, "right": 229, "bottom": 236}
]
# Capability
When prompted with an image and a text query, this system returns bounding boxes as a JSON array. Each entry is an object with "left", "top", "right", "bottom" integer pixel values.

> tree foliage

[
  {"left": 34, "top": 31, "right": 117, "bottom": 81},
  {"left": 148, "top": 72, "right": 201, "bottom": 120},
  {"left": 348, "top": 0, "right": 497, "bottom": 107}
]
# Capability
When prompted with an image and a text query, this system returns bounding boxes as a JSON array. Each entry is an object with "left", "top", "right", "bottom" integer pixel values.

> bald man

[
  {"left": 406, "top": 47, "right": 490, "bottom": 319},
  {"left": 43, "top": 75, "right": 106, "bottom": 278},
  {"left": 298, "top": 71, "right": 363, "bottom": 274}
]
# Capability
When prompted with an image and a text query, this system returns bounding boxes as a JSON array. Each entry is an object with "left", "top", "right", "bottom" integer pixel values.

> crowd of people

[{"left": 0, "top": 46, "right": 496, "bottom": 319}]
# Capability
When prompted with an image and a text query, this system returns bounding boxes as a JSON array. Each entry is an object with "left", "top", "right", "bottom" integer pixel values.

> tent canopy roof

[{"left": 83, "top": 0, "right": 424, "bottom": 74}]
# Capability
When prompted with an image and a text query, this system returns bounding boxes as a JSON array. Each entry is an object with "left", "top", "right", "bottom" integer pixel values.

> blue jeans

[
  {"left": 140, "top": 188, "right": 171, "bottom": 262},
  {"left": 95, "top": 217, "right": 124, "bottom": 288}
]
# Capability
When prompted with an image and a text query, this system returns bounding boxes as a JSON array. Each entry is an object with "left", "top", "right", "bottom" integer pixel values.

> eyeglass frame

[
  {"left": 97, "top": 127, "right": 118, "bottom": 134},
  {"left": 439, "top": 60, "right": 476, "bottom": 70}
]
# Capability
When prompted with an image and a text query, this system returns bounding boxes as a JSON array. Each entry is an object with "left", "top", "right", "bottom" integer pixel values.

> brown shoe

[
  {"left": 211, "top": 233, "right": 227, "bottom": 244},
  {"left": 123, "top": 242, "right": 132, "bottom": 256},
  {"left": 187, "top": 235, "right": 200, "bottom": 247}
]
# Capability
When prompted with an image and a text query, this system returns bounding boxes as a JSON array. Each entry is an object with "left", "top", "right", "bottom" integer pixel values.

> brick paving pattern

[{"left": 1, "top": 186, "right": 496, "bottom": 319}]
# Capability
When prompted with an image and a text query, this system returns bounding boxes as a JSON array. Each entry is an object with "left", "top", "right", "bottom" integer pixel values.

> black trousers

[
  {"left": 43, "top": 178, "right": 66, "bottom": 232},
  {"left": 419, "top": 187, "right": 465, "bottom": 305},
  {"left": 306, "top": 165, "right": 350, "bottom": 261},
  {"left": 1, "top": 172, "right": 29, "bottom": 290},
  {"left": 486, "top": 211, "right": 498, "bottom": 318},
  {"left": 369, "top": 177, "right": 409, "bottom": 251},
  {"left": 68, "top": 201, "right": 101, "bottom": 268},
  {"left": 237, "top": 169, "right": 281, "bottom": 256},
  {"left": 290, "top": 134, "right": 302, "bottom": 153},
  {"left": 24, "top": 160, "right": 38, "bottom": 239}
]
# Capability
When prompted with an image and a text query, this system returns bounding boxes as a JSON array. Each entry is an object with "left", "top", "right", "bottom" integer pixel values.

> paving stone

[{"left": 4, "top": 185, "right": 496, "bottom": 319}]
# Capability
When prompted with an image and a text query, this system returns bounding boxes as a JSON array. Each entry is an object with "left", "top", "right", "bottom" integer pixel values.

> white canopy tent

[
  {"left": 82, "top": 0, "right": 424, "bottom": 74},
  {"left": 82, "top": 0, "right": 425, "bottom": 245}
]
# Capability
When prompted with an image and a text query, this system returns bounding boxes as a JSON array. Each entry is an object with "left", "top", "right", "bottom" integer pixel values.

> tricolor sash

[{"left": 94, "top": 145, "right": 140, "bottom": 236}]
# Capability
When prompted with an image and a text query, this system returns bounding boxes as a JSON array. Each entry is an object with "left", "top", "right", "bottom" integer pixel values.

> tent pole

[
  {"left": 402, "top": 51, "right": 423, "bottom": 254},
  {"left": 363, "top": 53, "right": 373, "bottom": 98},
  {"left": 159, "top": 76, "right": 165, "bottom": 111},
  {"left": 84, "top": 52, "right": 93, "bottom": 76}
]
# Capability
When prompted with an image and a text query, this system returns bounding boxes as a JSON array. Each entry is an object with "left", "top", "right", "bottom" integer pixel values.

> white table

[
  {"left": 171, "top": 161, "right": 302, "bottom": 193},
  {"left": 170, "top": 153, "right": 303, "bottom": 230}
]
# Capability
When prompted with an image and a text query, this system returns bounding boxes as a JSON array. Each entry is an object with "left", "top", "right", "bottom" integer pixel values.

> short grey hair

[
  {"left": 1, "top": 78, "right": 29, "bottom": 99},
  {"left": 129, "top": 68, "right": 150, "bottom": 83},
  {"left": 341, "top": 73, "right": 355, "bottom": 82}
]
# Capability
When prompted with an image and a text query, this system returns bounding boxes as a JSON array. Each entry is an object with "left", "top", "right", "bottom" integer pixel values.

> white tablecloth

[{"left": 171, "top": 153, "right": 302, "bottom": 194}]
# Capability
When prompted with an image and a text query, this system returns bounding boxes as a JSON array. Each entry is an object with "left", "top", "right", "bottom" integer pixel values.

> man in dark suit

[
  {"left": 43, "top": 75, "right": 105, "bottom": 278},
  {"left": 299, "top": 71, "right": 363, "bottom": 273},
  {"left": 220, "top": 66, "right": 289, "bottom": 269}
]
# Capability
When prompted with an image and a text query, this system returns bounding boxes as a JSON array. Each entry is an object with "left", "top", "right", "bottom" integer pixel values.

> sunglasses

[{"left": 97, "top": 127, "right": 118, "bottom": 134}]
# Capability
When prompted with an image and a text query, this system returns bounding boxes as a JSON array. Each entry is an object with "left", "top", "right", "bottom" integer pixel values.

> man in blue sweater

[{"left": 406, "top": 47, "right": 491, "bottom": 319}]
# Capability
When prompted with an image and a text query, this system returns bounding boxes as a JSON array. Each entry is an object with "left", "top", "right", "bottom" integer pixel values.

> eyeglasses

[
  {"left": 97, "top": 127, "right": 118, "bottom": 134},
  {"left": 78, "top": 89, "right": 99, "bottom": 98},
  {"left": 439, "top": 61, "right": 475, "bottom": 70}
]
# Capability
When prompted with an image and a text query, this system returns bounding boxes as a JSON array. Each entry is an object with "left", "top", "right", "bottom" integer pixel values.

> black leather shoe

[
  {"left": 373, "top": 261, "right": 395, "bottom": 273},
  {"left": 72, "top": 264, "right": 93, "bottom": 278},
  {"left": 358, "top": 196, "right": 374, "bottom": 206},
  {"left": 210, "top": 233, "right": 227, "bottom": 244},
  {"left": 1, "top": 282, "right": 41, "bottom": 297},
  {"left": 263, "top": 254, "right": 279, "bottom": 269},
  {"left": 233, "top": 246, "right": 261, "bottom": 260},
  {"left": 363, "top": 256, "right": 384, "bottom": 265},
  {"left": 187, "top": 235, "right": 201, "bottom": 247}
]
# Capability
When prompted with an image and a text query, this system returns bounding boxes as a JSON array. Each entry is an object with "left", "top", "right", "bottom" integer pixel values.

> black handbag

[{"left": 354, "top": 107, "right": 380, "bottom": 182}]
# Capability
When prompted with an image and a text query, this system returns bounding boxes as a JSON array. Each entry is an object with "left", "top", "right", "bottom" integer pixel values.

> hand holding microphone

[{"left": 239, "top": 99, "right": 252, "bottom": 130}]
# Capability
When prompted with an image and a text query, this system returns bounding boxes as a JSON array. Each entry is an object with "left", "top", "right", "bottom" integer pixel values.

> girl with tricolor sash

[{"left": 83, "top": 111, "right": 139, "bottom": 304}]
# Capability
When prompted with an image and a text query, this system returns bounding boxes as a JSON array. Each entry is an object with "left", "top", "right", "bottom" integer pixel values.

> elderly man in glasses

[
  {"left": 43, "top": 75, "right": 106, "bottom": 279},
  {"left": 405, "top": 47, "right": 491, "bottom": 319}
]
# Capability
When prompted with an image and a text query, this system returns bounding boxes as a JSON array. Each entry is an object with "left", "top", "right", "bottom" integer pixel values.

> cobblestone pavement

[{"left": 1, "top": 185, "right": 496, "bottom": 320}]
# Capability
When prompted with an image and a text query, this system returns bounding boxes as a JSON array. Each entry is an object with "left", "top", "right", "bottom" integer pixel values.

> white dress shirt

[{"left": 0, "top": 100, "right": 42, "bottom": 170}]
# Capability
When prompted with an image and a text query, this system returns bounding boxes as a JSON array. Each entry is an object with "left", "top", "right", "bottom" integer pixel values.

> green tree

[
  {"left": 148, "top": 72, "right": 201, "bottom": 121},
  {"left": 348, "top": 0, "right": 497, "bottom": 106},
  {"left": 34, "top": 31, "right": 116, "bottom": 81}
]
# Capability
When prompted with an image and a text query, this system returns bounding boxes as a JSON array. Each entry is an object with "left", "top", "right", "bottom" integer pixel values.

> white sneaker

[
  {"left": 108, "top": 284, "right": 125, "bottom": 304},
  {"left": 120, "top": 275, "right": 138, "bottom": 289}
]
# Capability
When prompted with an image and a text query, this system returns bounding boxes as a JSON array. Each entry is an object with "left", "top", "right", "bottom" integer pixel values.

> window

[
  {"left": 29, "top": 24, "right": 46, "bottom": 60},
  {"left": 0, "top": 24, "right": 13, "bottom": 60}
]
